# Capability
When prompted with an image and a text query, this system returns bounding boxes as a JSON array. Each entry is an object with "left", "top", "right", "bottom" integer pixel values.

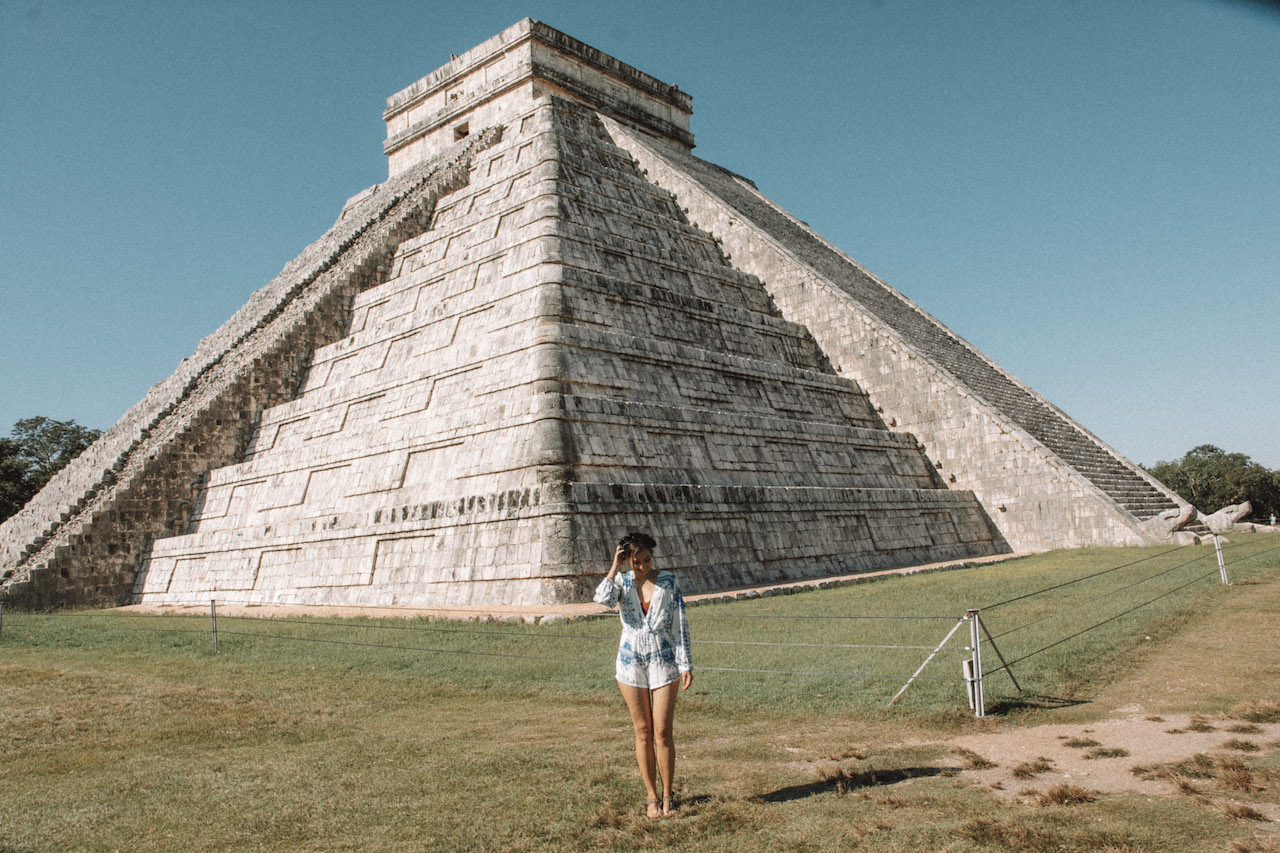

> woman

[{"left": 594, "top": 531, "right": 694, "bottom": 818}]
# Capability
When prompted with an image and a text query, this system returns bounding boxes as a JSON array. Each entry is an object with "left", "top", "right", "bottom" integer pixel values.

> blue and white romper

[{"left": 594, "top": 570, "right": 693, "bottom": 689}]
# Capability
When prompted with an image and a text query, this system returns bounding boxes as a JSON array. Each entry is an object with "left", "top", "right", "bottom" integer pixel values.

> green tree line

[
  {"left": 1145, "top": 444, "right": 1280, "bottom": 521},
  {"left": 0, "top": 417, "right": 103, "bottom": 523}
]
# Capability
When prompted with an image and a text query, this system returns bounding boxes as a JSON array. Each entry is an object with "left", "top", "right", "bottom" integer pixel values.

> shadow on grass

[
  {"left": 984, "top": 693, "right": 1090, "bottom": 715},
  {"left": 754, "top": 766, "right": 949, "bottom": 803}
]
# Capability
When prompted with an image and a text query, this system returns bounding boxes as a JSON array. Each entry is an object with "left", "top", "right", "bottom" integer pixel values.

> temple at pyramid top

[
  {"left": 383, "top": 19, "right": 694, "bottom": 176},
  {"left": 1, "top": 20, "right": 1198, "bottom": 610}
]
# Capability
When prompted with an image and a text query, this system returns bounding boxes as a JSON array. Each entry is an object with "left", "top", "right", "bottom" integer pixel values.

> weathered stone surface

[
  {"left": 0, "top": 131, "right": 502, "bottom": 607},
  {"left": 1199, "top": 501, "right": 1279, "bottom": 534},
  {"left": 1202, "top": 502, "right": 1251, "bottom": 533},
  {"left": 600, "top": 117, "right": 1193, "bottom": 551},
  {"left": 1, "top": 19, "right": 1192, "bottom": 610},
  {"left": 1140, "top": 505, "right": 1195, "bottom": 542}
]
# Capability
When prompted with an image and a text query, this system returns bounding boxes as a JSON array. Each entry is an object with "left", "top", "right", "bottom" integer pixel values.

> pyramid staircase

[{"left": 604, "top": 118, "right": 1191, "bottom": 550}]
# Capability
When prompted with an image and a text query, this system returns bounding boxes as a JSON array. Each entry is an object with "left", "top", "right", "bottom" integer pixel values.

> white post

[
  {"left": 968, "top": 609, "right": 985, "bottom": 717},
  {"left": 210, "top": 599, "right": 219, "bottom": 654},
  {"left": 1214, "top": 535, "right": 1229, "bottom": 585},
  {"left": 962, "top": 659, "right": 975, "bottom": 710}
]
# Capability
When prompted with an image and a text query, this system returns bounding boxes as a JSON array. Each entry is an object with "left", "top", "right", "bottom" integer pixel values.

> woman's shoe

[
  {"left": 661, "top": 795, "right": 676, "bottom": 817},
  {"left": 645, "top": 796, "right": 661, "bottom": 819}
]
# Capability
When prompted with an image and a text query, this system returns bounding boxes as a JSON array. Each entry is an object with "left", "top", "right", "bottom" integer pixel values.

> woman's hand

[
  {"left": 608, "top": 545, "right": 626, "bottom": 578},
  {"left": 680, "top": 670, "right": 693, "bottom": 692}
]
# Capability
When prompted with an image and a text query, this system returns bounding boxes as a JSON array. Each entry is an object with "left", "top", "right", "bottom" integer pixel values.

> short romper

[{"left": 594, "top": 570, "right": 693, "bottom": 689}]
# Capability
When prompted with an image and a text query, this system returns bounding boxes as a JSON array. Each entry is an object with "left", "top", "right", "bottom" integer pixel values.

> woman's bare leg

[
  {"left": 618, "top": 681, "right": 661, "bottom": 816},
  {"left": 651, "top": 680, "right": 679, "bottom": 812}
]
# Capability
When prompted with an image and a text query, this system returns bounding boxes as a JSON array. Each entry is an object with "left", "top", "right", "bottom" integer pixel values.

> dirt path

[
  {"left": 938, "top": 570, "right": 1280, "bottom": 825},
  {"left": 949, "top": 709, "right": 1280, "bottom": 816}
]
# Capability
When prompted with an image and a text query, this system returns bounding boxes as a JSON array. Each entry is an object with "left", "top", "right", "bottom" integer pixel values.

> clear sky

[{"left": 2, "top": 0, "right": 1277, "bottom": 469}]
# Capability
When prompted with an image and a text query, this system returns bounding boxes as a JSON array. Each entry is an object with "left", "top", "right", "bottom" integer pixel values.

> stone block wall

[{"left": 604, "top": 118, "right": 1191, "bottom": 551}]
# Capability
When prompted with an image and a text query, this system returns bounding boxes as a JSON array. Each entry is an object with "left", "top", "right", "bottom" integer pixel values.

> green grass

[{"left": 2, "top": 534, "right": 1279, "bottom": 851}]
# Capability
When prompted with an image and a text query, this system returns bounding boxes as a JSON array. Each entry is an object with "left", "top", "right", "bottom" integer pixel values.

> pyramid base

[{"left": 132, "top": 481, "right": 1005, "bottom": 608}]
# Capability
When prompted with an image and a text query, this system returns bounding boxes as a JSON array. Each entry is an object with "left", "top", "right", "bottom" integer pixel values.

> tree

[
  {"left": 0, "top": 437, "right": 35, "bottom": 522},
  {"left": 1146, "top": 445, "right": 1280, "bottom": 520},
  {"left": 11, "top": 417, "right": 103, "bottom": 491},
  {"left": 0, "top": 417, "right": 103, "bottom": 524}
]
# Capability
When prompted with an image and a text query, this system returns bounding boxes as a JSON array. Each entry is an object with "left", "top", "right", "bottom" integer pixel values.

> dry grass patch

[
  {"left": 954, "top": 816, "right": 1097, "bottom": 849},
  {"left": 1064, "top": 737, "right": 1102, "bottom": 748},
  {"left": 1035, "top": 783, "right": 1097, "bottom": 806},
  {"left": 1174, "top": 779, "right": 1207, "bottom": 800},
  {"left": 1085, "top": 747, "right": 1131, "bottom": 760},
  {"left": 1188, "top": 715, "right": 1217, "bottom": 732},
  {"left": 1133, "top": 751, "right": 1270, "bottom": 801},
  {"left": 1132, "top": 753, "right": 1217, "bottom": 782},
  {"left": 1222, "top": 803, "right": 1269, "bottom": 822},
  {"left": 954, "top": 816, "right": 1044, "bottom": 848},
  {"left": 1227, "top": 723, "right": 1265, "bottom": 734},
  {"left": 951, "top": 746, "right": 997, "bottom": 769},
  {"left": 866, "top": 793, "right": 906, "bottom": 809},
  {"left": 822, "top": 747, "right": 866, "bottom": 761},
  {"left": 1220, "top": 765, "right": 1257, "bottom": 792},
  {"left": 1232, "top": 837, "right": 1280, "bottom": 853},
  {"left": 1222, "top": 738, "right": 1263, "bottom": 752},
  {"left": 813, "top": 763, "right": 854, "bottom": 795},
  {"left": 1233, "top": 700, "right": 1280, "bottom": 724},
  {"left": 1169, "top": 753, "right": 1220, "bottom": 779},
  {"left": 1011, "top": 756, "right": 1055, "bottom": 779}
]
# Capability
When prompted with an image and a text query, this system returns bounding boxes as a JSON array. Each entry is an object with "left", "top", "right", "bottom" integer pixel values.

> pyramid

[{"left": 0, "top": 20, "right": 1191, "bottom": 609}]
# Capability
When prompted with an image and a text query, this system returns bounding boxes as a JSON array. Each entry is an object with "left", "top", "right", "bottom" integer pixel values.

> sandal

[
  {"left": 662, "top": 795, "right": 676, "bottom": 817},
  {"left": 645, "top": 796, "right": 661, "bottom": 819}
]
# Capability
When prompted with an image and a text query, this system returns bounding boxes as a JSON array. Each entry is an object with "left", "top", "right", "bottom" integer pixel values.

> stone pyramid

[{"left": 0, "top": 20, "right": 1191, "bottom": 609}]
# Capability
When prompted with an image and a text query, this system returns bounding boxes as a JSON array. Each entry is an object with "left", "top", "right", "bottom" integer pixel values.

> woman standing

[{"left": 594, "top": 531, "right": 694, "bottom": 818}]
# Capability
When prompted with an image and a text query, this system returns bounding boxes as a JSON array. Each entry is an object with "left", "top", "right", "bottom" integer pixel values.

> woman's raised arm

[{"left": 593, "top": 545, "right": 628, "bottom": 607}]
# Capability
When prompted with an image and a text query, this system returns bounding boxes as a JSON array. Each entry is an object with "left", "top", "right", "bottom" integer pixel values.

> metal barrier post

[
  {"left": 968, "top": 609, "right": 985, "bottom": 717},
  {"left": 962, "top": 659, "right": 975, "bottom": 710},
  {"left": 889, "top": 614, "right": 968, "bottom": 707},
  {"left": 1214, "top": 535, "right": 1229, "bottom": 585},
  {"left": 210, "top": 599, "right": 219, "bottom": 654}
]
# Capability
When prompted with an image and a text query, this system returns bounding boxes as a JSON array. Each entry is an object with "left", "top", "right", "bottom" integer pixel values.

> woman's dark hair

[{"left": 618, "top": 531, "right": 657, "bottom": 555}]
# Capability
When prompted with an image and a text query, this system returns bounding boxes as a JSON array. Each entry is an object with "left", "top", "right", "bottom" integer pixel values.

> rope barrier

[
  {"left": 210, "top": 627, "right": 938, "bottom": 682},
  {"left": 168, "top": 597, "right": 619, "bottom": 619},
  {"left": 106, "top": 611, "right": 960, "bottom": 653},
  {"left": 988, "top": 537, "right": 1280, "bottom": 640},
  {"left": 695, "top": 665, "right": 952, "bottom": 681},
  {"left": 986, "top": 613, "right": 1054, "bottom": 642},
  {"left": 981, "top": 544, "right": 1185, "bottom": 611},
  {"left": 217, "top": 628, "right": 608, "bottom": 666},
  {"left": 685, "top": 613, "right": 957, "bottom": 621},
  {"left": 117, "top": 596, "right": 954, "bottom": 622},
  {"left": 986, "top": 566, "right": 1222, "bottom": 673},
  {"left": 1224, "top": 542, "right": 1280, "bottom": 565},
  {"left": 1083, "top": 548, "right": 1220, "bottom": 602},
  {"left": 101, "top": 624, "right": 213, "bottom": 637}
]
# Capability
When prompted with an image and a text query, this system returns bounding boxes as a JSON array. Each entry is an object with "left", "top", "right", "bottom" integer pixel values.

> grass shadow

[
  {"left": 754, "top": 766, "right": 948, "bottom": 803},
  {"left": 985, "top": 693, "right": 1090, "bottom": 715}
]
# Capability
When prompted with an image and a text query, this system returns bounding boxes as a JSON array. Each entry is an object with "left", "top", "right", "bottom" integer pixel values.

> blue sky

[{"left": 2, "top": 0, "right": 1277, "bottom": 469}]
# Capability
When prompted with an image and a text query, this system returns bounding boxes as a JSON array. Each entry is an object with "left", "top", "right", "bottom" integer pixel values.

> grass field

[{"left": 2, "top": 533, "right": 1279, "bottom": 851}]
